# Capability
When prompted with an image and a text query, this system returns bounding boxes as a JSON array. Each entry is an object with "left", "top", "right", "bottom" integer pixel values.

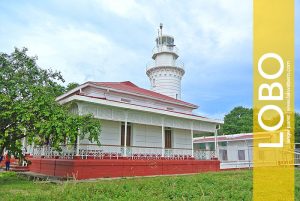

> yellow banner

[{"left": 253, "top": 0, "right": 294, "bottom": 200}]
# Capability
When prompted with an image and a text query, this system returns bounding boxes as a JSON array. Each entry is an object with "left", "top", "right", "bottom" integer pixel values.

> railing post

[
  {"left": 191, "top": 122, "right": 194, "bottom": 158},
  {"left": 42, "top": 145, "right": 45, "bottom": 157},
  {"left": 124, "top": 113, "right": 128, "bottom": 157},
  {"left": 30, "top": 141, "right": 35, "bottom": 156},
  {"left": 214, "top": 128, "right": 218, "bottom": 159},
  {"left": 76, "top": 134, "right": 80, "bottom": 156},
  {"left": 161, "top": 123, "right": 165, "bottom": 157}
]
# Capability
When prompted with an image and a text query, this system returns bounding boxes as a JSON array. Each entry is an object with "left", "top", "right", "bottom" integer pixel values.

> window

[
  {"left": 196, "top": 143, "right": 206, "bottom": 150},
  {"left": 238, "top": 150, "right": 245, "bottom": 161},
  {"left": 121, "top": 122, "right": 131, "bottom": 146},
  {"left": 219, "top": 141, "right": 227, "bottom": 147},
  {"left": 219, "top": 149, "right": 228, "bottom": 161},
  {"left": 165, "top": 128, "right": 172, "bottom": 148},
  {"left": 208, "top": 142, "right": 215, "bottom": 151}
]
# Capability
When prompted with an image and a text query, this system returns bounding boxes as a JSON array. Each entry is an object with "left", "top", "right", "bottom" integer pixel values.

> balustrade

[{"left": 30, "top": 144, "right": 216, "bottom": 160}]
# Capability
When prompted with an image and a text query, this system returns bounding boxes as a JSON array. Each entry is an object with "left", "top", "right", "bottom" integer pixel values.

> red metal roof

[
  {"left": 88, "top": 81, "right": 198, "bottom": 108},
  {"left": 194, "top": 134, "right": 253, "bottom": 143},
  {"left": 194, "top": 133, "right": 271, "bottom": 143}
]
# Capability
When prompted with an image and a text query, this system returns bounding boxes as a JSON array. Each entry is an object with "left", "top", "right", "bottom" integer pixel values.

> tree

[
  {"left": 0, "top": 48, "right": 101, "bottom": 156},
  {"left": 221, "top": 106, "right": 253, "bottom": 134},
  {"left": 65, "top": 82, "right": 80, "bottom": 92}
]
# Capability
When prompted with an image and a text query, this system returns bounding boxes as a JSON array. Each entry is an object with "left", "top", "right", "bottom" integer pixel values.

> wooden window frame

[{"left": 164, "top": 128, "right": 172, "bottom": 148}]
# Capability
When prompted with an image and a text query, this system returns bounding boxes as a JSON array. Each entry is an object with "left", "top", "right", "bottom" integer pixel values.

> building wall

[
  {"left": 76, "top": 102, "right": 217, "bottom": 151},
  {"left": 99, "top": 120, "right": 121, "bottom": 146},
  {"left": 80, "top": 119, "right": 121, "bottom": 145},
  {"left": 147, "top": 67, "right": 183, "bottom": 100},
  {"left": 154, "top": 53, "right": 175, "bottom": 66},
  {"left": 225, "top": 141, "right": 252, "bottom": 162},
  {"left": 173, "top": 128, "right": 192, "bottom": 149},
  {"left": 81, "top": 118, "right": 192, "bottom": 150},
  {"left": 219, "top": 140, "right": 253, "bottom": 169},
  {"left": 198, "top": 140, "right": 253, "bottom": 162},
  {"left": 132, "top": 124, "right": 162, "bottom": 147},
  {"left": 194, "top": 140, "right": 253, "bottom": 169},
  {"left": 78, "top": 102, "right": 217, "bottom": 133}
]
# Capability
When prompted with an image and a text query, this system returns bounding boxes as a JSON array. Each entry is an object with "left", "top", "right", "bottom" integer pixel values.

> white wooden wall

[
  {"left": 99, "top": 120, "right": 121, "bottom": 145},
  {"left": 226, "top": 141, "right": 252, "bottom": 161},
  {"left": 78, "top": 102, "right": 217, "bottom": 133},
  {"left": 132, "top": 124, "right": 162, "bottom": 147},
  {"left": 81, "top": 119, "right": 191, "bottom": 150},
  {"left": 173, "top": 128, "right": 192, "bottom": 149}
]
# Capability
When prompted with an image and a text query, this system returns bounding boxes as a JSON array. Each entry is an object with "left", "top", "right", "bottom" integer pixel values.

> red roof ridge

[{"left": 121, "top": 81, "right": 138, "bottom": 87}]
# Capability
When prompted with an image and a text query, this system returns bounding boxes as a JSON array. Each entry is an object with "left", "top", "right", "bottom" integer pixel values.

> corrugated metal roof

[
  {"left": 89, "top": 81, "right": 198, "bottom": 108},
  {"left": 193, "top": 133, "right": 271, "bottom": 143}
]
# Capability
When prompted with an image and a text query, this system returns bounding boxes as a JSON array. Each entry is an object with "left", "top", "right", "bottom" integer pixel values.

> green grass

[{"left": 0, "top": 170, "right": 299, "bottom": 201}]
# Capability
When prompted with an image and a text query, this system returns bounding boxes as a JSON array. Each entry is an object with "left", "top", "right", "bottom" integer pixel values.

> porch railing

[
  {"left": 193, "top": 149, "right": 216, "bottom": 160},
  {"left": 30, "top": 144, "right": 216, "bottom": 160}
]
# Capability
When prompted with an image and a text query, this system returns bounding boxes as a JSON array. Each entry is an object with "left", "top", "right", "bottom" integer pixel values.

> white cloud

[
  {"left": 99, "top": 0, "right": 142, "bottom": 19},
  {"left": 1, "top": 5, "right": 143, "bottom": 84},
  {"left": 0, "top": 0, "right": 255, "bottom": 118}
]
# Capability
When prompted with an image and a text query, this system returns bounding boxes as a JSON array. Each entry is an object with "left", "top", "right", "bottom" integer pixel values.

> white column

[
  {"left": 161, "top": 120, "right": 165, "bottom": 157},
  {"left": 76, "top": 133, "right": 80, "bottom": 156},
  {"left": 205, "top": 143, "right": 210, "bottom": 160},
  {"left": 77, "top": 105, "right": 82, "bottom": 157},
  {"left": 22, "top": 137, "right": 26, "bottom": 153},
  {"left": 214, "top": 127, "right": 219, "bottom": 159},
  {"left": 124, "top": 121, "right": 127, "bottom": 157},
  {"left": 124, "top": 111, "right": 128, "bottom": 157},
  {"left": 245, "top": 139, "right": 251, "bottom": 169},
  {"left": 22, "top": 129, "right": 27, "bottom": 154},
  {"left": 191, "top": 121, "right": 194, "bottom": 157},
  {"left": 42, "top": 145, "right": 45, "bottom": 156},
  {"left": 31, "top": 141, "right": 35, "bottom": 156}
]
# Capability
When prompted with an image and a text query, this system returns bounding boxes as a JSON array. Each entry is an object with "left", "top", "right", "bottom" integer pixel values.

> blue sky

[{"left": 0, "top": 0, "right": 299, "bottom": 119}]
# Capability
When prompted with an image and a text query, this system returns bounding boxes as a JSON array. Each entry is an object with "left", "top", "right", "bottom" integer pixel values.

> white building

[
  {"left": 193, "top": 133, "right": 284, "bottom": 169},
  {"left": 53, "top": 25, "right": 222, "bottom": 159},
  {"left": 194, "top": 134, "right": 254, "bottom": 169}
]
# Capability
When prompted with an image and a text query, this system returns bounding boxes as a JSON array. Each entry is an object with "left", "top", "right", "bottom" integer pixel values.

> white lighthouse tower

[{"left": 146, "top": 24, "right": 185, "bottom": 100}]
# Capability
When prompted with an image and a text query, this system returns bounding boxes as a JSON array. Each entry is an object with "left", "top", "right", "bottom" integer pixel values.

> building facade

[{"left": 27, "top": 25, "right": 222, "bottom": 179}]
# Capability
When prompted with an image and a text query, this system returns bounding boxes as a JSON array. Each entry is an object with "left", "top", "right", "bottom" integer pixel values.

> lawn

[{"left": 0, "top": 170, "right": 299, "bottom": 201}]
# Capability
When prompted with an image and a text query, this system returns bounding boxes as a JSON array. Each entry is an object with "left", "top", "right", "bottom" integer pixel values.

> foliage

[
  {"left": 221, "top": 106, "right": 253, "bottom": 135},
  {"left": 65, "top": 82, "right": 80, "bottom": 92},
  {"left": 221, "top": 107, "right": 300, "bottom": 143},
  {"left": 0, "top": 48, "right": 101, "bottom": 156}
]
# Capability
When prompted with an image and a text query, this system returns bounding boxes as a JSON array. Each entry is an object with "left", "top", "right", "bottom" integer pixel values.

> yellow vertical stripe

[{"left": 253, "top": 0, "right": 294, "bottom": 200}]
